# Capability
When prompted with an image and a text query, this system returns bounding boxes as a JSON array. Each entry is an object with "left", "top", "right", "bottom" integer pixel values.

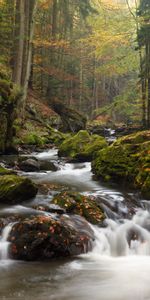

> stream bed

[{"left": 0, "top": 149, "right": 150, "bottom": 300}]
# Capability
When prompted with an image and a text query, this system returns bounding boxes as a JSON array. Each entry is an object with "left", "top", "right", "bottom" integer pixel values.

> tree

[
  {"left": 137, "top": 0, "right": 150, "bottom": 127},
  {"left": 12, "top": 0, "right": 38, "bottom": 115}
]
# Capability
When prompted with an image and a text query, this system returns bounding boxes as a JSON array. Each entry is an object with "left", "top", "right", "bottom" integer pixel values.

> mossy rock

[
  {"left": 92, "top": 130, "right": 150, "bottom": 198},
  {"left": 92, "top": 144, "right": 138, "bottom": 181},
  {"left": 114, "top": 130, "right": 150, "bottom": 145},
  {"left": 52, "top": 191, "right": 105, "bottom": 225},
  {"left": 48, "top": 128, "right": 68, "bottom": 146},
  {"left": 58, "top": 130, "right": 107, "bottom": 161},
  {"left": 0, "top": 166, "right": 15, "bottom": 176},
  {"left": 0, "top": 175, "right": 38, "bottom": 204}
]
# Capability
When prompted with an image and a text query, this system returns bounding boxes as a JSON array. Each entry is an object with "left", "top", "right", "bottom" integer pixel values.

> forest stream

[{"left": 0, "top": 148, "right": 150, "bottom": 300}]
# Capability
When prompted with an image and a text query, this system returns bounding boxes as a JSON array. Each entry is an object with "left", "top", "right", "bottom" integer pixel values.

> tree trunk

[
  {"left": 12, "top": 0, "right": 25, "bottom": 84},
  {"left": 21, "top": 0, "right": 38, "bottom": 116},
  {"left": 141, "top": 77, "right": 147, "bottom": 127}
]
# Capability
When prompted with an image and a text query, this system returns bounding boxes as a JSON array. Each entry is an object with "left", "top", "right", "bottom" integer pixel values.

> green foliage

[{"left": 95, "top": 80, "right": 142, "bottom": 124}]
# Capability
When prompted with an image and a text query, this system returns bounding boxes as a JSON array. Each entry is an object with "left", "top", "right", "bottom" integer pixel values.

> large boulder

[
  {"left": 0, "top": 175, "right": 38, "bottom": 204},
  {"left": 8, "top": 214, "right": 94, "bottom": 260},
  {"left": 92, "top": 130, "right": 150, "bottom": 198},
  {"left": 52, "top": 191, "right": 105, "bottom": 225},
  {"left": 58, "top": 130, "right": 107, "bottom": 162}
]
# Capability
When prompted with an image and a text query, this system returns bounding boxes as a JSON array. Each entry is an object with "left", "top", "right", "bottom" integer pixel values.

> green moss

[
  {"left": 92, "top": 130, "right": 150, "bottom": 198},
  {"left": 92, "top": 143, "right": 138, "bottom": 180},
  {"left": 22, "top": 133, "right": 46, "bottom": 146},
  {"left": 0, "top": 175, "right": 38, "bottom": 204},
  {"left": 58, "top": 130, "right": 107, "bottom": 161},
  {"left": 114, "top": 130, "right": 150, "bottom": 146},
  {"left": 48, "top": 128, "right": 68, "bottom": 146},
  {"left": 52, "top": 191, "right": 105, "bottom": 225},
  {"left": 0, "top": 167, "right": 14, "bottom": 175},
  {"left": 0, "top": 69, "right": 21, "bottom": 153}
]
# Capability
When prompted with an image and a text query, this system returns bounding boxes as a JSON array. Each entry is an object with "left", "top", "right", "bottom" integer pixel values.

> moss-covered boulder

[
  {"left": 92, "top": 130, "right": 150, "bottom": 198},
  {"left": 52, "top": 191, "right": 105, "bottom": 225},
  {"left": 58, "top": 130, "right": 107, "bottom": 161},
  {"left": 48, "top": 127, "right": 68, "bottom": 146},
  {"left": 0, "top": 175, "right": 38, "bottom": 204},
  {"left": 8, "top": 214, "right": 94, "bottom": 260}
]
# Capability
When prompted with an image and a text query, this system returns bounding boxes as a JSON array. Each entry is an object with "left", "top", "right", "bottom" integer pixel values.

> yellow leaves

[
  {"left": 38, "top": 0, "right": 53, "bottom": 10},
  {"left": 33, "top": 38, "right": 70, "bottom": 50},
  {"left": 82, "top": 0, "right": 138, "bottom": 77}
]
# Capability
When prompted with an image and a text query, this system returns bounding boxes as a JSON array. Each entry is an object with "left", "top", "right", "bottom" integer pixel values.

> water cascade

[
  {"left": 90, "top": 210, "right": 150, "bottom": 258},
  {"left": 0, "top": 223, "right": 14, "bottom": 260}
]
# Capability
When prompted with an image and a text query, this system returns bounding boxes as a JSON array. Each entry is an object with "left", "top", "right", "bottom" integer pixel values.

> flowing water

[{"left": 0, "top": 149, "right": 150, "bottom": 300}]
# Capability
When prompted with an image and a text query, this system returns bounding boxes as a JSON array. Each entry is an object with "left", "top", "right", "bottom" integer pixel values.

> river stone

[
  {"left": 39, "top": 160, "right": 59, "bottom": 171},
  {"left": 8, "top": 214, "right": 94, "bottom": 260},
  {"left": 0, "top": 175, "right": 38, "bottom": 204},
  {"left": 52, "top": 191, "right": 105, "bottom": 225},
  {"left": 19, "top": 158, "right": 40, "bottom": 172}
]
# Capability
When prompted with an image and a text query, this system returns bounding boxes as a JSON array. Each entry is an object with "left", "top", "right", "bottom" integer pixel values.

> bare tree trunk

[
  {"left": 147, "top": 77, "right": 150, "bottom": 128},
  {"left": 79, "top": 61, "right": 83, "bottom": 111},
  {"left": 21, "top": 0, "right": 38, "bottom": 116},
  {"left": 147, "top": 43, "right": 150, "bottom": 128},
  {"left": 141, "top": 77, "right": 147, "bottom": 127},
  {"left": 13, "top": 0, "right": 25, "bottom": 85}
]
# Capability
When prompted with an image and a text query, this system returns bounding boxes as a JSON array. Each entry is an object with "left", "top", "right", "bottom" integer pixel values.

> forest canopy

[{"left": 0, "top": 0, "right": 150, "bottom": 127}]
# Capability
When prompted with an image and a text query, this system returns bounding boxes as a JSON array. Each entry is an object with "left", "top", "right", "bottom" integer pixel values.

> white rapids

[
  {"left": 0, "top": 223, "right": 14, "bottom": 261},
  {"left": 57, "top": 210, "right": 150, "bottom": 300}
]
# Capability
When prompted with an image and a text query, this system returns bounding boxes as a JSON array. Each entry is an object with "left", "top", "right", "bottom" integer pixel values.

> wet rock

[
  {"left": 19, "top": 158, "right": 40, "bottom": 172},
  {"left": 0, "top": 175, "right": 38, "bottom": 204},
  {"left": 8, "top": 214, "right": 94, "bottom": 260},
  {"left": 39, "top": 160, "right": 59, "bottom": 171},
  {"left": 18, "top": 156, "right": 59, "bottom": 172},
  {"left": 32, "top": 204, "right": 65, "bottom": 215},
  {"left": 52, "top": 191, "right": 105, "bottom": 225},
  {"left": 38, "top": 182, "right": 69, "bottom": 195}
]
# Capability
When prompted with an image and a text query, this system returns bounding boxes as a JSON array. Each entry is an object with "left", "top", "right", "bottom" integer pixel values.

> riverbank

[{"left": 0, "top": 147, "right": 150, "bottom": 300}]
